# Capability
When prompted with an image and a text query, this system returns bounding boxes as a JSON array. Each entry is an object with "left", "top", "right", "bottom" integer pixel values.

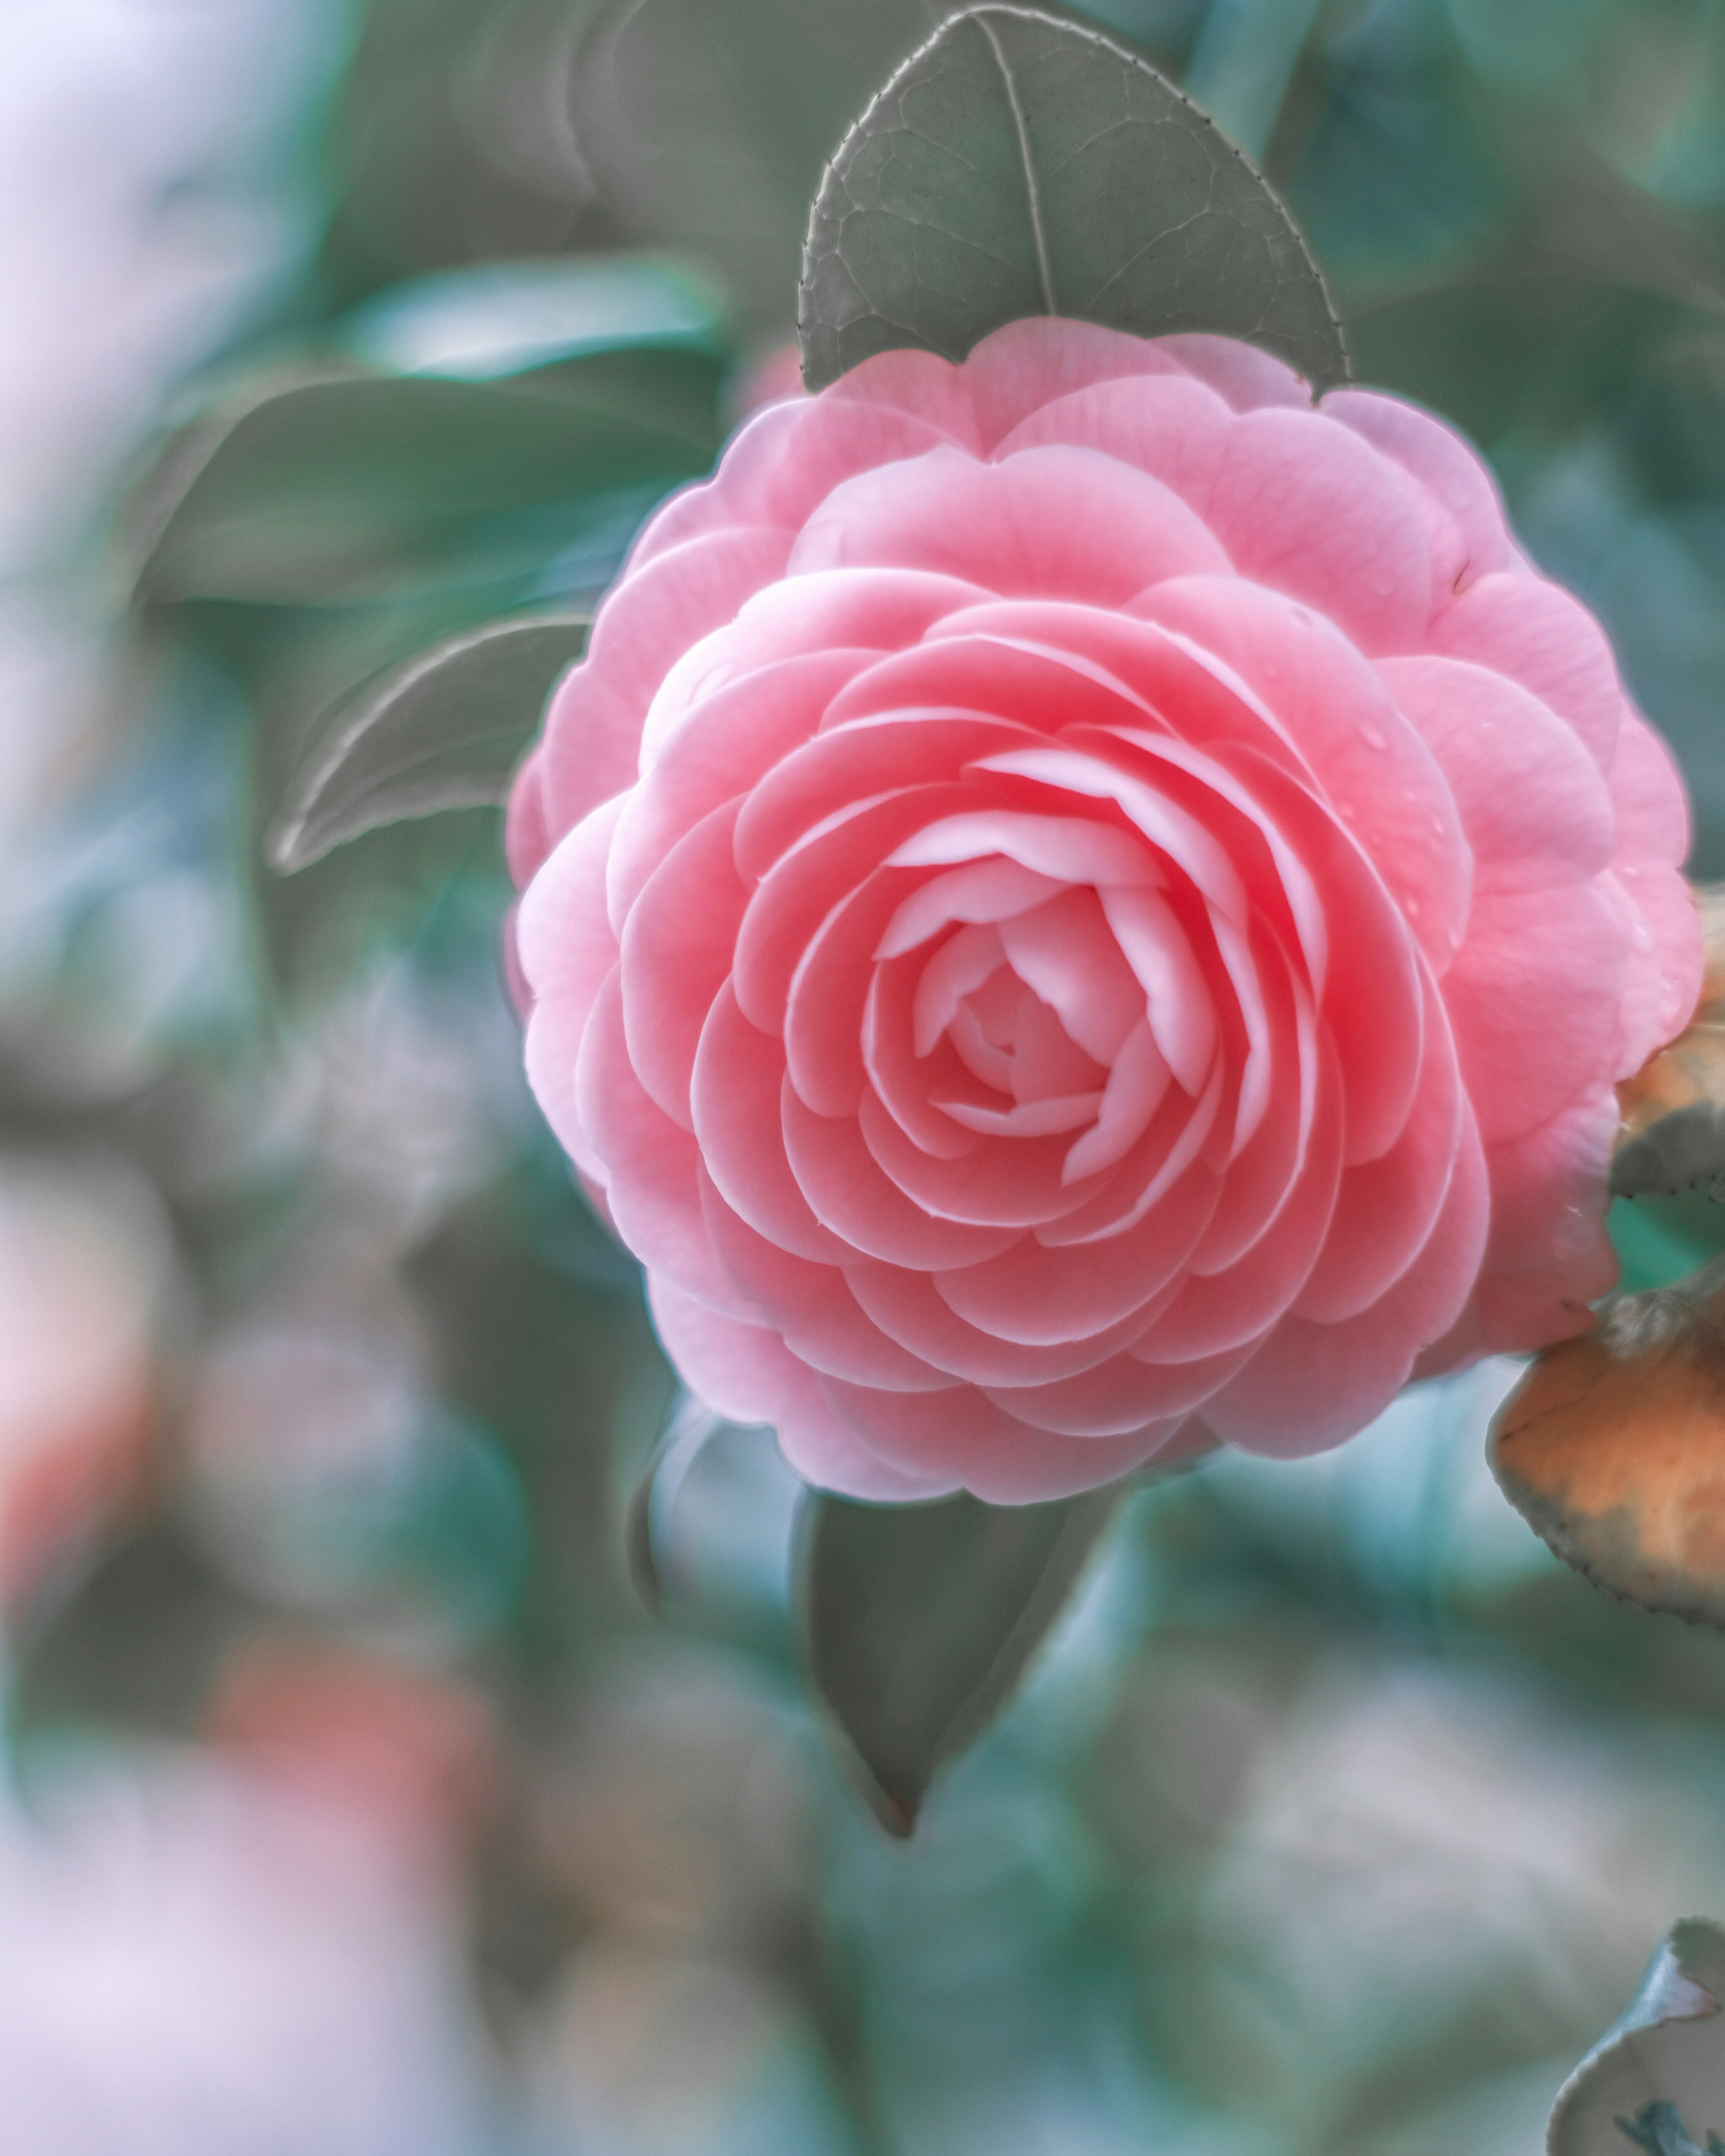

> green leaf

[
  {"left": 624, "top": 1394, "right": 725, "bottom": 1616},
  {"left": 339, "top": 255, "right": 730, "bottom": 383},
  {"left": 796, "top": 1482, "right": 1123, "bottom": 1834},
  {"left": 1548, "top": 1920, "right": 1725, "bottom": 2155},
  {"left": 568, "top": 0, "right": 942, "bottom": 327},
  {"left": 798, "top": 3, "right": 1348, "bottom": 393},
  {"left": 131, "top": 355, "right": 723, "bottom": 605},
  {"left": 265, "top": 614, "right": 589, "bottom": 872}
]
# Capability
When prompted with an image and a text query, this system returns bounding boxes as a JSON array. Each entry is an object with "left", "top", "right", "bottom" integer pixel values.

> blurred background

[{"left": 7, "top": 0, "right": 1725, "bottom": 2150}]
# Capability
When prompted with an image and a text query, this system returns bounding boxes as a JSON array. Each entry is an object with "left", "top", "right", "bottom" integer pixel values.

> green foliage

[
  {"left": 800, "top": 4, "right": 1347, "bottom": 390},
  {"left": 132, "top": 357, "right": 722, "bottom": 607},
  {"left": 568, "top": 0, "right": 938, "bottom": 329},
  {"left": 796, "top": 1483, "right": 1124, "bottom": 1833},
  {"left": 267, "top": 613, "right": 589, "bottom": 871}
]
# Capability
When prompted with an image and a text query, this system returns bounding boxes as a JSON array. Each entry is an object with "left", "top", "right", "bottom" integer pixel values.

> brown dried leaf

[{"left": 1490, "top": 1257, "right": 1725, "bottom": 1626}]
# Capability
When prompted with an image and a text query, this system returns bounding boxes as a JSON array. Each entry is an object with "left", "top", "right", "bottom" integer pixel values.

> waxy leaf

[
  {"left": 1490, "top": 1257, "right": 1725, "bottom": 1627},
  {"left": 1614, "top": 887, "right": 1725, "bottom": 1202},
  {"left": 799, "top": 3, "right": 1348, "bottom": 392},
  {"left": 131, "top": 357, "right": 723, "bottom": 605},
  {"left": 797, "top": 1483, "right": 1122, "bottom": 1834},
  {"left": 266, "top": 615, "right": 589, "bottom": 872},
  {"left": 1547, "top": 1919, "right": 1725, "bottom": 2155}
]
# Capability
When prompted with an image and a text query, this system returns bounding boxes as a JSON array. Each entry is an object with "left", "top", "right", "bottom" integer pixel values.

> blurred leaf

[
  {"left": 1490, "top": 1257, "right": 1725, "bottom": 1626},
  {"left": 339, "top": 254, "right": 730, "bottom": 380},
  {"left": 266, "top": 613, "right": 588, "bottom": 872},
  {"left": 1615, "top": 885, "right": 1725, "bottom": 1201},
  {"left": 131, "top": 356, "right": 723, "bottom": 605},
  {"left": 625, "top": 1392, "right": 725, "bottom": 1615},
  {"left": 1504, "top": 114, "right": 1725, "bottom": 319},
  {"left": 1547, "top": 1918, "right": 1725, "bottom": 2154},
  {"left": 797, "top": 1482, "right": 1123, "bottom": 1833},
  {"left": 799, "top": 4, "right": 1348, "bottom": 392},
  {"left": 569, "top": 0, "right": 938, "bottom": 328}
]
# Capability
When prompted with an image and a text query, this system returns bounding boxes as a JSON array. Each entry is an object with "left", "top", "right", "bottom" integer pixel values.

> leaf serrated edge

[{"left": 797, "top": 1, "right": 1349, "bottom": 392}]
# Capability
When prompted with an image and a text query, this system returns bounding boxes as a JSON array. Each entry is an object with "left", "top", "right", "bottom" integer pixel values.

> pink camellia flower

[{"left": 507, "top": 320, "right": 1702, "bottom": 1504}]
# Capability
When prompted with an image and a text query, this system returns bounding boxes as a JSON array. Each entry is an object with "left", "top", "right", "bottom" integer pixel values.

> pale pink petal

[
  {"left": 699, "top": 1175, "right": 955, "bottom": 1392},
  {"left": 1204, "top": 1106, "right": 1489, "bottom": 1456},
  {"left": 1204, "top": 409, "right": 1434, "bottom": 654},
  {"left": 780, "top": 1079, "right": 1022, "bottom": 1270},
  {"left": 618, "top": 800, "right": 748, "bottom": 1131},
  {"left": 606, "top": 648, "right": 867, "bottom": 928},
  {"left": 1429, "top": 570, "right": 1622, "bottom": 769},
  {"left": 1443, "top": 881, "right": 1626, "bottom": 1143},
  {"left": 845, "top": 1257, "right": 1162, "bottom": 1383},
  {"left": 1322, "top": 387, "right": 1511, "bottom": 597},
  {"left": 789, "top": 446, "right": 1231, "bottom": 600},
  {"left": 983, "top": 1340, "right": 1256, "bottom": 1436},
  {"left": 647, "top": 1277, "right": 954, "bottom": 1499},
  {"left": 816, "top": 1374, "right": 1178, "bottom": 1503},
  {"left": 1378, "top": 654, "right": 1614, "bottom": 889},
  {"left": 575, "top": 973, "right": 751, "bottom": 1318},
  {"left": 690, "top": 983, "right": 852, "bottom": 1264},
  {"left": 517, "top": 799, "right": 626, "bottom": 1174},
  {"left": 1132, "top": 577, "right": 1472, "bottom": 972},
  {"left": 540, "top": 526, "right": 792, "bottom": 835},
  {"left": 1156, "top": 332, "right": 1310, "bottom": 411}
]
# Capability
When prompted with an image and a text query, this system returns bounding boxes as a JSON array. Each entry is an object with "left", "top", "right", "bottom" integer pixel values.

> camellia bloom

[{"left": 507, "top": 321, "right": 1701, "bottom": 1503}]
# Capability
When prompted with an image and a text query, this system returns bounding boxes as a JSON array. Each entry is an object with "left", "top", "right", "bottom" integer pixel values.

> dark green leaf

[
  {"left": 131, "top": 357, "right": 723, "bottom": 605},
  {"left": 799, "top": 4, "right": 1347, "bottom": 392},
  {"left": 568, "top": 0, "right": 942, "bottom": 328},
  {"left": 266, "top": 614, "right": 589, "bottom": 872},
  {"left": 797, "top": 1482, "right": 1123, "bottom": 1834},
  {"left": 1548, "top": 1920, "right": 1725, "bottom": 2155}
]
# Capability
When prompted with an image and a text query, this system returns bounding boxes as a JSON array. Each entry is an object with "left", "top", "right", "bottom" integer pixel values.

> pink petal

[
  {"left": 619, "top": 800, "right": 748, "bottom": 1130},
  {"left": 646, "top": 1277, "right": 954, "bottom": 1499},
  {"left": 699, "top": 1174, "right": 954, "bottom": 1392},
  {"left": 992, "top": 372, "right": 1235, "bottom": 504},
  {"left": 788, "top": 446, "right": 1230, "bottom": 600},
  {"left": 1378, "top": 654, "right": 1614, "bottom": 889},
  {"left": 845, "top": 1258, "right": 1163, "bottom": 1383},
  {"left": 575, "top": 972, "right": 750, "bottom": 1318},
  {"left": 815, "top": 1374, "right": 1179, "bottom": 1503},
  {"left": 1429, "top": 570, "right": 1623, "bottom": 769},
  {"left": 1443, "top": 881, "right": 1626, "bottom": 1144},
  {"left": 1203, "top": 1103, "right": 1489, "bottom": 1456},
  {"left": 1203, "top": 409, "right": 1434, "bottom": 655},
  {"left": 1156, "top": 333, "right": 1310, "bottom": 411},
  {"left": 690, "top": 982, "right": 852, "bottom": 1264},
  {"left": 540, "top": 525, "right": 792, "bottom": 836},
  {"left": 1062, "top": 1021, "right": 1172, "bottom": 1182},
  {"left": 933, "top": 1155, "right": 1221, "bottom": 1342},
  {"left": 1131, "top": 577, "right": 1472, "bottom": 973},
  {"left": 517, "top": 799, "right": 626, "bottom": 1175},
  {"left": 606, "top": 648, "right": 866, "bottom": 928},
  {"left": 734, "top": 710, "right": 1037, "bottom": 885},
  {"left": 984, "top": 1340, "right": 1257, "bottom": 1436},
  {"left": 1292, "top": 969, "right": 1462, "bottom": 1322},
  {"left": 780, "top": 1079, "right": 1022, "bottom": 1270},
  {"left": 1322, "top": 388, "right": 1512, "bottom": 598}
]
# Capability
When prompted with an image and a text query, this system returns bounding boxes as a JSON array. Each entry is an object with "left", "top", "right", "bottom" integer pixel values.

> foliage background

[{"left": 9, "top": 1, "right": 1725, "bottom": 2150}]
